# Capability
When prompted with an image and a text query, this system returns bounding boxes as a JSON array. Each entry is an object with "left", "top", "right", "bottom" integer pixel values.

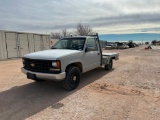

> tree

[
  {"left": 51, "top": 31, "right": 60, "bottom": 39},
  {"left": 151, "top": 40, "right": 157, "bottom": 45},
  {"left": 51, "top": 23, "right": 95, "bottom": 38},
  {"left": 61, "top": 29, "right": 71, "bottom": 37},
  {"left": 75, "top": 23, "right": 95, "bottom": 36},
  {"left": 128, "top": 40, "right": 134, "bottom": 48},
  {"left": 145, "top": 42, "right": 149, "bottom": 45},
  {"left": 51, "top": 29, "right": 70, "bottom": 39}
]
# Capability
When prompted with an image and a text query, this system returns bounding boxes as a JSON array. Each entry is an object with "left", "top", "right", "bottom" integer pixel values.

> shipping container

[{"left": 0, "top": 30, "right": 50, "bottom": 60}]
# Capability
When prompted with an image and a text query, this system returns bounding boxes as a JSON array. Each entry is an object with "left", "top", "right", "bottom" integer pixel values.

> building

[{"left": 0, "top": 30, "right": 50, "bottom": 60}]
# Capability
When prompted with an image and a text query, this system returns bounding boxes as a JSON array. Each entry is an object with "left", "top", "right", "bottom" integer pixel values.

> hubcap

[
  {"left": 73, "top": 76, "right": 77, "bottom": 81},
  {"left": 71, "top": 74, "right": 77, "bottom": 83}
]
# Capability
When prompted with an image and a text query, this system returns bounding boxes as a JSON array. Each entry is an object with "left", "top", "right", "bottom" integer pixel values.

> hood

[{"left": 24, "top": 49, "right": 82, "bottom": 60}]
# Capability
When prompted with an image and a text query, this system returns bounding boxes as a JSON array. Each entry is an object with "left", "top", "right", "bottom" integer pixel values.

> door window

[{"left": 86, "top": 38, "right": 98, "bottom": 51}]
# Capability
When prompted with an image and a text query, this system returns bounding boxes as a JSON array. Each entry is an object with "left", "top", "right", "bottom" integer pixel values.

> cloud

[
  {"left": 0, "top": 0, "right": 160, "bottom": 34},
  {"left": 91, "top": 13, "right": 160, "bottom": 26}
]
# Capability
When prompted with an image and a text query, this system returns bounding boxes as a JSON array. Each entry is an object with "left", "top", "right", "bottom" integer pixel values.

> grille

[{"left": 23, "top": 58, "right": 60, "bottom": 74}]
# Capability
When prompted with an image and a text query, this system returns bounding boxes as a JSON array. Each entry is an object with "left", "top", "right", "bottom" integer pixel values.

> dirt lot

[{"left": 0, "top": 46, "right": 160, "bottom": 120}]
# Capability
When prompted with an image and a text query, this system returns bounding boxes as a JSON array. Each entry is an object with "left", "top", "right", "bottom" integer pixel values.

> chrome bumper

[{"left": 21, "top": 67, "right": 66, "bottom": 81}]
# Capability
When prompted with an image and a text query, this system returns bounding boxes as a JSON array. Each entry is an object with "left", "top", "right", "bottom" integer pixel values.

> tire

[
  {"left": 62, "top": 66, "right": 81, "bottom": 91},
  {"left": 105, "top": 58, "right": 113, "bottom": 71}
]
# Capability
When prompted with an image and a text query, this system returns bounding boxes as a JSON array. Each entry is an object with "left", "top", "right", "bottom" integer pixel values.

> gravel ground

[{"left": 0, "top": 45, "right": 160, "bottom": 120}]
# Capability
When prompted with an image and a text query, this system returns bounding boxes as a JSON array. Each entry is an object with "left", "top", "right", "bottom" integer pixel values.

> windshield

[{"left": 51, "top": 38, "right": 85, "bottom": 51}]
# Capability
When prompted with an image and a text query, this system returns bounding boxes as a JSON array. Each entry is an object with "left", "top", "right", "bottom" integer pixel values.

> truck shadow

[{"left": 0, "top": 67, "right": 114, "bottom": 119}]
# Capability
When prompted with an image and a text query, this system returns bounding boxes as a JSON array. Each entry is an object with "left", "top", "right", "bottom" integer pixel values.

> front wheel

[
  {"left": 62, "top": 66, "right": 81, "bottom": 91},
  {"left": 105, "top": 59, "right": 113, "bottom": 71}
]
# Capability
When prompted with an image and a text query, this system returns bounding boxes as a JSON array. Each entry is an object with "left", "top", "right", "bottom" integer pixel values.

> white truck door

[{"left": 83, "top": 38, "right": 101, "bottom": 72}]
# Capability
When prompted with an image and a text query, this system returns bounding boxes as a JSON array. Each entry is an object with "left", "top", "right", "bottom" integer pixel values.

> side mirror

[{"left": 85, "top": 46, "right": 94, "bottom": 52}]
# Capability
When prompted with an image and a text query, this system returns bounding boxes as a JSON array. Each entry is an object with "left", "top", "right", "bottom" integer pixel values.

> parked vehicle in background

[
  {"left": 105, "top": 43, "right": 118, "bottom": 50},
  {"left": 128, "top": 40, "right": 135, "bottom": 48},
  {"left": 134, "top": 43, "right": 139, "bottom": 47},
  {"left": 116, "top": 42, "right": 129, "bottom": 49},
  {"left": 123, "top": 44, "right": 129, "bottom": 49}
]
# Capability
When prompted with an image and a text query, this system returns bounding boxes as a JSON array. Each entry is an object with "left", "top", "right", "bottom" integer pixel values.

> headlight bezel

[
  {"left": 52, "top": 61, "right": 61, "bottom": 68},
  {"left": 50, "top": 60, "right": 61, "bottom": 72}
]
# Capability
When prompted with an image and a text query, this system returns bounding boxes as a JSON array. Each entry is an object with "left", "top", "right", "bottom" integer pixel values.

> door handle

[{"left": 98, "top": 53, "right": 100, "bottom": 55}]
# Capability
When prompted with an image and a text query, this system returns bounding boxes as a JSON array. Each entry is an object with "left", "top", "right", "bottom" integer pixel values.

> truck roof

[{"left": 62, "top": 36, "right": 95, "bottom": 39}]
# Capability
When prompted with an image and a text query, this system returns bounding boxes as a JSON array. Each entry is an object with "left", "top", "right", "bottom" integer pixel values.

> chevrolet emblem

[{"left": 30, "top": 63, "right": 35, "bottom": 67}]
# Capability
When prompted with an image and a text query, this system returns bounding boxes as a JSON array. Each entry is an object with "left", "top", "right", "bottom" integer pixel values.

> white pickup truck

[{"left": 21, "top": 34, "right": 119, "bottom": 90}]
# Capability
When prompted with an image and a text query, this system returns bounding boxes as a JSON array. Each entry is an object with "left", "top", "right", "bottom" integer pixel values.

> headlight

[
  {"left": 52, "top": 62, "right": 57, "bottom": 67},
  {"left": 50, "top": 61, "right": 61, "bottom": 72},
  {"left": 52, "top": 61, "right": 60, "bottom": 68}
]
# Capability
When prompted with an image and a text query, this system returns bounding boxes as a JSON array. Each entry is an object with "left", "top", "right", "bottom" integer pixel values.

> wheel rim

[
  {"left": 70, "top": 73, "right": 78, "bottom": 84},
  {"left": 70, "top": 74, "right": 77, "bottom": 83}
]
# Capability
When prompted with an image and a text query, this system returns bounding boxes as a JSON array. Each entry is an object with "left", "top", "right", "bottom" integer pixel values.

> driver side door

[{"left": 83, "top": 38, "right": 101, "bottom": 72}]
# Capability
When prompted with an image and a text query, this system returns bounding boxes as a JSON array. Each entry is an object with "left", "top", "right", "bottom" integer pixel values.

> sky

[
  {"left": 0, "top": 0, "right": 160, "bottom": 41},
  {"left": 99, "top": 33, "right": 160, "bottom": 42}
]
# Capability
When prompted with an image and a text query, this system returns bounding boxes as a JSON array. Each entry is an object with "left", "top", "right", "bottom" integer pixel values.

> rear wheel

[
  {"left": 105, "top": 58, "right": 113, "bottom": 71},
  {"left": 62, "top": 66, "right": 81, "bottom": 91}
]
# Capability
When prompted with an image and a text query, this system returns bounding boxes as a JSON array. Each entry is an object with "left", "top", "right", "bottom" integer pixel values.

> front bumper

[{"left": 21, "top": 67, "right": 66, "bottom": 81}]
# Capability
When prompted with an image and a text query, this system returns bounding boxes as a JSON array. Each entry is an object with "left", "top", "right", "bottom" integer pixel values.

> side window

[{"left": 86, "top": 38, "right": 98, "bottom": 51}]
